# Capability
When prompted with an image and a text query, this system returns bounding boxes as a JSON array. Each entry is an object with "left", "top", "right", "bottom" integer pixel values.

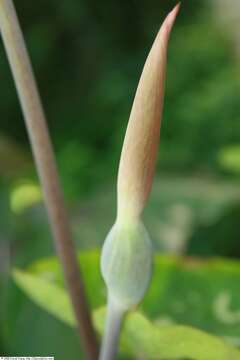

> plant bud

[
  {"left": 101, "top": 219, "right": 152, "bottom": 309},
  {"left": 117, "top": 4, "right": 180, "bottom": 222},
  {"left": 101, "top": 4, "right": 179, "bottom": 311}
]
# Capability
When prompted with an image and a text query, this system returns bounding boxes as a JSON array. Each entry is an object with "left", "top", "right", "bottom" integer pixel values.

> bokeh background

[{"left": 0, "top": 0, "right": 240, "bottom": 358}]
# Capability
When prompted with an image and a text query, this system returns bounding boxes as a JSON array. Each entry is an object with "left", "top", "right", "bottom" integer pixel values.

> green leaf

[
  {"left": 26, "top": 251, "right": 240, "bottom": 342},
  {"left": 218, "top": 145, "right": 240, "bottom": 174},
  {"left": 12, "top": 269, "right": 76, "bottom": 327},
  {"left": 143, "top": 256, "right": 240, "bottom": 344},
  {"left": 12, "top": 251, "right": 240, "bottom": 359},
  {"left": 28, "top": 250, "right": 105, "bottom": 309},
  {"left": 94, "top": 308, "right": 240, "bottom": 360}
]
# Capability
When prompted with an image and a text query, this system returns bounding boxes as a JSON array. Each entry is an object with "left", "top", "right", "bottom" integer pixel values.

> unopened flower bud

[{"left": 101, "top": 4, "right": 180, "bottom": 310}]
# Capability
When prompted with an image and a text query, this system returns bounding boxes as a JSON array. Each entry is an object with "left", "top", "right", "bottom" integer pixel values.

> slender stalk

[
  {"left": 99, "top": 297, "right": 124, "bottom": 360},
  {"left": 0, "top": 0, "right": 98, "bottom": 358}
]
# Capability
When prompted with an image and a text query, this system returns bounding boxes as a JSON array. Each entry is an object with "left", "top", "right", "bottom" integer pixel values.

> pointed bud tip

[{"left": 162, "top": 3, "right": 181, "bottom": 36}]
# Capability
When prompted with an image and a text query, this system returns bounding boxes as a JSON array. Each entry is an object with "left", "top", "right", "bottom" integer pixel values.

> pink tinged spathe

[
  {"left": 100, "top": 6, "right": 179, "bottom": 359},
  {"left": 117, "top": 4, "right": 180, "bottom": 222}
]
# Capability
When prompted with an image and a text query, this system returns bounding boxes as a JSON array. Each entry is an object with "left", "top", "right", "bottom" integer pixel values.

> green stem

[
  {"left": 0, "top": 1, "right": 98, "bottom": 358},
  {"left": 99, "top": 297, "right": 125, "bottom": 360}
]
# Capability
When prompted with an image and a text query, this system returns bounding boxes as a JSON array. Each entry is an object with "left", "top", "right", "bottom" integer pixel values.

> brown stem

[{"left": 0, "top": 0, "right": 98, "bottom": 358}]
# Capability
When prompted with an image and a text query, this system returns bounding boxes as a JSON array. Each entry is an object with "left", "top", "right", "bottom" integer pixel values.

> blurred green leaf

[
  {"left": 94, "top": 308, "right": 240, "bottom": 360},
  {"left": 143, "top": 256, "right": 240, "bottom": 345},
  {"left": 12, "top": 266, "right": 240, "bottom": 359},
  {"left": 13, "top": 251, "right": 240, "bottom": 358},
  {"left": 28, "top": 250, "right": 105, "bottom": 309},
  {"left": 13, "top": 270, "right": 240, "bottom": 360},
  {"left": 218, "top": 145, "right": 240, "bottom": 174},
  {"left": 12, "top": 269, "right": 75, "bottom": 327},
  {"left": 10, "top": 181, "right": 42, "bottom": 214}
]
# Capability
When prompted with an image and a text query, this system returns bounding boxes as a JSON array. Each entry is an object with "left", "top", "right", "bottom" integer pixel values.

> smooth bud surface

[
  {"left": 117, "top": 4, "right": 180, "bottom": 221},
  {"left": 101, "top": 220, "right": 153, "bottom": 309}
]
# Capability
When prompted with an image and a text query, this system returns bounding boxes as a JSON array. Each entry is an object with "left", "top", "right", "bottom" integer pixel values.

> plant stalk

[
  {"left": 99, "top": 297, "right": 124, "bottom": 360},
  {"left": 0, "top": 0, "right": 98, "bottom": 358}
]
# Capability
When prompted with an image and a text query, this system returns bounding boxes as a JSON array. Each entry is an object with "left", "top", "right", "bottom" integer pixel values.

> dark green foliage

[
  {"left": 0, "top": 0, "right": 239, "bottom": 198},
  {"left": 188, "top": 204, "right": 240, "bottom": 258}
]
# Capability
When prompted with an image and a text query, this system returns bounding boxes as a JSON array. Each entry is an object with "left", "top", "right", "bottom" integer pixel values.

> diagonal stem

[{"left": 0, "top": 0, "right": 98, "bottom": 358}]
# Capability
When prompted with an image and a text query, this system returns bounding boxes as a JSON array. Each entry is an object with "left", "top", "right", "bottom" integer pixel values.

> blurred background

[{"left": 0, "top": 0, "right": 240, "bottom": 358}]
